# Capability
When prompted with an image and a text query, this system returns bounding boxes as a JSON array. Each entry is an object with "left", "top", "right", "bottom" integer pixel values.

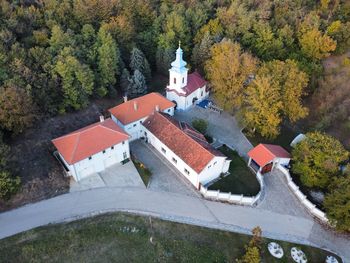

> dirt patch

[{"left": 0, "top": 97, "right": 120, "bottom": 212}]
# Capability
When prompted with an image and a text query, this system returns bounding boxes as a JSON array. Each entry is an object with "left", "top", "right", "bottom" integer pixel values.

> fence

[
  {"left": 200, "top": 171, "right": 264, "bottom": 206},
  {"left": 276, "top": 164, "right": 328, "bottom": 223}
]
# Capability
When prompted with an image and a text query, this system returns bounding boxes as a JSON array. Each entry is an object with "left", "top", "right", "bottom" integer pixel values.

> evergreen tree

[
  {"left": 130, "top": 47, "right": 151, "bottom": 82},
  {"left": 191, "top": 32, "right": 214, "bottom": 74},
  {"left": 130, "top": 69, "right": 146, "bottom": 96},
  {"left": 156, "top": 47, "right": 174, "bottom": 75},
  {"left": 96, "top": 27, "right": 119, "bottom": 97},
  {"left": 120, "top": 68, "right": 131, "bottom": 94}
]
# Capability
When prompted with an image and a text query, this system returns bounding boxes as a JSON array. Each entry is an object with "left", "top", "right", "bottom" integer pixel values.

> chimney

[
  {"left": 99, "top": 115, "right": 104, "bottom": 122},
  {"left": 155, "top": 105, "right": 160, "bottom": 112},
  {"left": 123, "top": 95, "right": 128, "bottom": 103},
  {"left": 134, "top": 101, "right": 138, "bottom": 111}
]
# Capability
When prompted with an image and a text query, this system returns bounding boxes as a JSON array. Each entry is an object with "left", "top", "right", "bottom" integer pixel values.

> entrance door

[{"left": 261, "top": 163, "right": 273, "bottom": 174}]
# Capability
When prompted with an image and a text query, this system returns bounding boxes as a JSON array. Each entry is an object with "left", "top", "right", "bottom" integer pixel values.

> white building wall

[
  {"left": 167, "top": 85, "right": 209, "bottom": 111},
  {"left": 60, "top": 140, "right": 130, "bottom": 181},
  {"left": 198, "top": 156, "right": 231, "bottom": 186},
  {"left": 111, "top": 107, "right": 174, "bottom": 141},
  {"left": 274, "top": 157, "right": 291, "bottom": 166}
]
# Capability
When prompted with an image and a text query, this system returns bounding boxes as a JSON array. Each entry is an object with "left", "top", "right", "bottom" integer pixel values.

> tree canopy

[{"left": 292, "top": 132, "right": 349, "bottom": 189}]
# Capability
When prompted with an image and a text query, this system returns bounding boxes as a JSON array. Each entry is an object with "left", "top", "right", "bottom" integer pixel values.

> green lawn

[
  {"left": 0, "top": 212, "right": 341, "bottom": 263},
  {"left": 208, "top": 145, "right": 260, "bottom": 196},
  {"left": 243, "top": 124, "right": 298, "bottom": 152},
  {"left": 131, "top": 155, "right": 152, "bottom": 187}
]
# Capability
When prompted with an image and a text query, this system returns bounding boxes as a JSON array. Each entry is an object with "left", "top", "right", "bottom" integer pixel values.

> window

[
  {"left": 88, "top": 156, "right": 92, "bottom": 160},
  {"left": 123, "top": 152, "right": 127, "bottom": 159},
  {"left": 174, "top": 77, "right": 176, "bottom": 84},
  {"left": 184, "top": 168, "right": 190, "bottom": 175},
  {"left": 182, "top": 77, "right": 184, "bottom": 83},
  {"left": 122, "top": 141, "right": 125, "bottom": 145},
  {"left": 168, "top": 109, "right": 171, "bottom": 113},
  {"left": 144, "top": 131, "right": 147, "bottom": 136},
  {"left": 213, "top": 161, "right": 217, "bottom": 166},
  {"left": 161, "top": 147, "right": 166, "bottom": 154},
  {"left": 133, "top": 123, "right": 137, "bottom": 127},
  {"left": 111, "top": 146, "right": 114, "bottom": 150},
  {"left": 208, "top": 165, "right": 211, "bottom": 169},
  {"left": 172, "top": 157, "right": 177, "bottom": 164},
  {"left": 201, "top": 91, "right": 203, "bottom": 96},
  {"left": 102, "top": 150, "right": 106, "bottom": 154}
]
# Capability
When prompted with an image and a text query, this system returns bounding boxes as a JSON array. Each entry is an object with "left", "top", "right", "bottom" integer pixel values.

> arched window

[
  {"left": 174, "top": 78, "right": 176, "bottom": 84},
  {"left": 182, "top": 77, "right": 184, "bottom": 83}
]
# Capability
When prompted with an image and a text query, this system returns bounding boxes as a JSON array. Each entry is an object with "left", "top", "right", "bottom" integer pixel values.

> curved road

[{"left": 0, "top": 186, "right": 348, "bottom": 262}]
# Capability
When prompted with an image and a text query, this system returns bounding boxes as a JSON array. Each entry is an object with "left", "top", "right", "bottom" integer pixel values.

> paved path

[
  {"left": 131, "top": 140, "right": 198, "bottom": 197},
  {"left": 174, "top": 106, "right": 253, "bottom": 160},
  {"left": 0, "top": 187, "right": 348, "bottom": 261},
  {"left": 70, "top": 162, "right": 144, "bottom": 192}
]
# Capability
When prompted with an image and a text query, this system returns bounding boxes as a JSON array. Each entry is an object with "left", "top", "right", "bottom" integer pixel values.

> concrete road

[{"left": 0, "top": 187, "right": 348, "bottom": 261}]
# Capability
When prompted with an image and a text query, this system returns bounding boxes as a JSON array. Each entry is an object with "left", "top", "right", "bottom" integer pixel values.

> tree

[
  {"left": 120, "top": 68, "right": 131, "bottom": 94},
  {"left": 191, "top": 32, "right": 214, "bottom": 74},
  {"left": 237, "top": 226, "right": 262, "bottom": 263},
  {"left": 130, "top": 47, "right": 151, "bottom": 82},
  {"left": 292, "top": 132, "right": 349, "bottom": 189},
  {"left": 49, "top": 25, "right": 74, "bottom": 55},
  {"left": 242, "top": 75, "right": 282, "bottom": 138},
  {"left": 0, "top": 85, "right": 36, "bottom": 134},
  {"left": 324, "top": 176, "right": 350, "bottom": 232},
  {"left": 298, "top": 14, "right": 336, "bottom": 60},
  {"left": 258, "top": 60, "right": 309, "bottom": 123},
  {"left": 192, "top": 118, "right": 208, "bottom": 135},
  {"left": 96, "top": 27, "right": 119, "bottom": 97},
  {"left": 205, "top": 40, "right": 257, "bottom": 111},
  {"left": 129, "top": 69, "right": 146, "bottom": 96},
  {"left": 54, "top": 48, "right": 94, "bottom": 113},
  {"left": 0, "top": 131, "right": 9, "bottom": 168}
]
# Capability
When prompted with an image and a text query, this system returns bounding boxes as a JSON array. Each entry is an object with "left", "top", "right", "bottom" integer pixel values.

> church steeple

[
  {"left": 171, "top": 41, "right": 187, "bottom": 74},
  {"left": 168, "top": 41, "right": 188, "bottom": 90}
]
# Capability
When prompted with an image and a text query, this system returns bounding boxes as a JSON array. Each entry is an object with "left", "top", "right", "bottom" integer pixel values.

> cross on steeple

[{"left": 178, "top": 40, "right": 181, "bottom": 48}]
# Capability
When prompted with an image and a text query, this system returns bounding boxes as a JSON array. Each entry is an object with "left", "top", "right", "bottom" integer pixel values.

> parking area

[
  {"left": 70, "top": 161, "right": 145, "bottom": 192},
  {"left": 131, "top": 140, "right": 199, "bottom": 197},
  {"left": 174, "top": 106, "right": 253, "bottom": 160}
]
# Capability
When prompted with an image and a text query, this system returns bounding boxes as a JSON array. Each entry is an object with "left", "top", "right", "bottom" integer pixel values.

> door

[{"left": 261, "top": 163, "right": 273, "bottom": 174}]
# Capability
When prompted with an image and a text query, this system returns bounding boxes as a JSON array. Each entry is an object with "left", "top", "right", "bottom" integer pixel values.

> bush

[
  {"left": 0, "top": 171, "right": 21, "bottom": 200},
  {"left": 192, "top": 118, "right": 208, "bottom": 135}
]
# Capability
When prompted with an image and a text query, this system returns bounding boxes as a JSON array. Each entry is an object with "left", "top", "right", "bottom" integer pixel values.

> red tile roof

[
  {"left": 247, "top": 144, "right": 291, "bottom": 167},
  {"left": 142, "top": 111, "right": 224, "bottom": 173},
  {"left": 166, "top": 71, "right": 207, "bottom": 97},
  {"left": 52, "top": 118, "right": 129, "bottom": 165},
  {"left": 108, "top": 92, "right": 175, "bottom": 125}
]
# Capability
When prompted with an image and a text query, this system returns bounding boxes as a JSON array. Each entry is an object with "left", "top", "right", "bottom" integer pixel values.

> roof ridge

[
  {"left": 158, "top": 112, "right": 215, "bottom": 159},
  {"left": 70, "top": 132, "right": 81, "bottom": 163},
  {"left": 100, "top": 124, "right": 129, "bottom": 138}
]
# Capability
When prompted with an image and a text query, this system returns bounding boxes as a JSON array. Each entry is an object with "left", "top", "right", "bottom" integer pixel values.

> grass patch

[
  {"left": 243, "top": 125, "right": 298, "bottom": 152},
  {"left": 0, "top": 212, "right": 341, "bottom": 263},
  {"left": 208, "top": 145, "right": 260, "bottom": 196},
  {"left": 131, "top": 155, "right": 152, "bottom": 187}
]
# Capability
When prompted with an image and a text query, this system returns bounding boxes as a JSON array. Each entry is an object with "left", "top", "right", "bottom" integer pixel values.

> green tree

[
  {"left": 129, "top": 69, "right": 146, "bottom": 96},
  {"left": 49, "top": 25, "right": 74, "bottom": 55},
  {"left": 192, "top": 118, "right": 208, "bottom": 135},
  {"left": 292, "top": 132, "right": 349, "bottom": 189},
  {"left": 96, "top": 27, "right": 119, "bottom": 97},
  {"left": 0, "top": 131, "right": 9, "bottom": 168},
  {"left": 54, "top": 48, "right": 94, "bottom": 112},
  {"left": 130, "top": 47, "right": 151, "bottom": 82},
  {"left": 120, "top": 68, "right": 131, "bottom": 94},
  {"left": 242, "top": 75, "right": 282, "bottom": 138},
  {"left": 237, "top": 226, "right": 262, "bottom": 263},
  {"left": 205, "top": 40, "right": 258, "bottom": 111},
  {"left": 0, "top": 85, "right": 36, "bottom": 134},
  {"left": 324, "top": 176, "right": 350, "bottom": 232},
  {"left": 192, "top": 32, "right": 214, "bottom": 74}
]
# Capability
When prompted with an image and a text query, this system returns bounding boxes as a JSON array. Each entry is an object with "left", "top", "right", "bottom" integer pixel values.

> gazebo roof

[{"left": 248, "top": 144, "right": 291, "bottom": 167}]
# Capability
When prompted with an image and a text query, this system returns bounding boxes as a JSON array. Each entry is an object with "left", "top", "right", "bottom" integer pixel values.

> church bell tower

[{"left": 168, "top": 42, "right": 188, "bottom": 93}]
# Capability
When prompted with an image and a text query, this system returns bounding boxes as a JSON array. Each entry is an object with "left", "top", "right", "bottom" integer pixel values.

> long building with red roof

[{"left": 142, "top": 111, "right": 230, "bottom": 188}]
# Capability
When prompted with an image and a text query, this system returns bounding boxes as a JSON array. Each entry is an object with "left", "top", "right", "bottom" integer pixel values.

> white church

[
  {"left": 52, "top": 44, "right": 229, "bottom": 189},
  {"left": 166, "top": 44, "right": 209, "bottom": 110}
]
